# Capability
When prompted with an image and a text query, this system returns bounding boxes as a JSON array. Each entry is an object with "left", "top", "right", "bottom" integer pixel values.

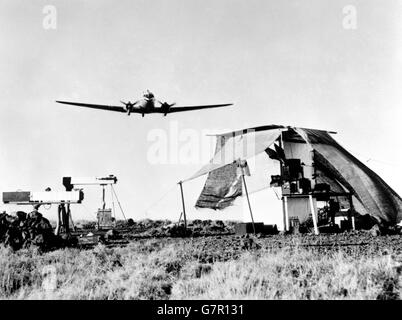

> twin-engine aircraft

[{"left": 56, "top": 90, "right": 232, "bottom": 117}]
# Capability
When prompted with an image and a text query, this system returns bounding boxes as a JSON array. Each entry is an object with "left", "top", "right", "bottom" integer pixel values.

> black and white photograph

[{"left": 0, "top": 0, "right": 402, "bottom": 309}]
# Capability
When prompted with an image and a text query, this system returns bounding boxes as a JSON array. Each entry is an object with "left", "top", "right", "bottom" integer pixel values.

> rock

[
  {"left": 210, "top": 224, "right": 224, "bottom": 231},
  {"left": 202, "top": 220, "right": 212, "bottom": 226},
  {"left": 163, "top": 223, "right": 176, "bottom": 230},
  {"left": 16, "top": 211, "right": 27, "bottom": 221},
  {"left": 82, "top": 221, "right": 97, "bottom": 229},
  {"left": 0, "top": 210, "right": 74, "bottom": 251},
  {"left": 37, "top": 217, "right": 53, "bottom": 231},
  {"left": 240, "top": 237, "right": 261, "bottom": 250},
  {"left": 161, "top": 283, "right": 172, "bottom": 295},
  {"left": 166, "top": 225, "right": 191, "bottom": 237},
  {"left": 192, "top": 219, "right": 203, "bottom": 226},
  {"left": 33, "top": 234, "right": 45, "bottom": 246},
  {"left": 194, "top": 263, "right": 212, "bottom": 278},
  {"left": 60, "top": 233, "right": 78, "bottom": 246},
  {"left": 370, "top": 225, "right": 381, "bottom": 237},
  {"left": 213, "top": 220, "right": 225, "bottom": 227},
  {"left": 140, "top": 218, "right": 153, "bottom": 227},
  {"left": 28, "top": 210, "right": 43, "bottom": 221},
  {"left": 105, "top": 229, "right": 120, "bottom": 240}
]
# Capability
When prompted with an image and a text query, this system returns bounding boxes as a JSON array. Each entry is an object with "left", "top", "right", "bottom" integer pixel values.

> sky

[{"left": 0, "top": 0, "right": 401, "bottom": 224}]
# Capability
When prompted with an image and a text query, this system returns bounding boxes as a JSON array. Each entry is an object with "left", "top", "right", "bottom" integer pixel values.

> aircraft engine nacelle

[
  {"left": 161, "top": 102, "right": 171, "bottom": 116},
  {"left": 126, "top": 102, "right": 134, "bottom": 115}
]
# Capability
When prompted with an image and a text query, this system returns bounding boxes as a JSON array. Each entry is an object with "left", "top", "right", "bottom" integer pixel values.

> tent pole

[
  {"left": 279, "top": 131, "right": 289, "bottom": 232},
  {"left": 309, "top": 194, "right": 319, "bottom": 235},
  {"left": 178, "top": 211, "right": 183, "bottom": 225},
  {"left": 241, "top": 170, "right": 256, "bottom": 234},
  {"left": 178, "top": 181, "right": 187, "bottom": 230},
  {"left": 111, "top": 185, "right": 127, "bottom": 221},
  {"left": 283, "top": 196, "right": 289, "bottom": 231},
  {"left": 349, "top": 194, "right": 356, "bottom": 230}
]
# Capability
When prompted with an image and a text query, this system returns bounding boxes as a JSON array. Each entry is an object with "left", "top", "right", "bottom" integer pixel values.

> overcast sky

[{"left": 0, "top": 0, "right": 401, "bottom": 222}]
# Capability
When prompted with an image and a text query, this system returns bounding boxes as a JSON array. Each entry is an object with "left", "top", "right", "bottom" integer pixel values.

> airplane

[{"left": 56, "top": 90, "right": 233, "bottom": 117}]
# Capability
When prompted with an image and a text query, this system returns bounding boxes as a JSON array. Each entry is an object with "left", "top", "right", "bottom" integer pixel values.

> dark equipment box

[
  {"left": 235, "top": 222, "right": 264, "bottom": 235},
  {"left": 2, "top": 191, "right": 30, "bottom": 203},
  {"left": 77, "top": 235, "right": 101, "bottom": 247},
  {"left": 263, "top": 224, "right": 278, "bottom": 235},
  {"left": 283, "top": 159, "right": 303, "bottom": 180},
  {"left": 97, "top": 208, "right": 114, "bottom": 230}
]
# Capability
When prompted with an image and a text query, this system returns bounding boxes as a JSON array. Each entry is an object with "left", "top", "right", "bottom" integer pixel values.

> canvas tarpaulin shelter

[
  {"left": 184, "top": 125, "right": 402, "bottom": 225},
  {"left": 184, "top": 128, "right": 283, "bottom": 209},
  {"left": 185, "top": 128, "right": 283, "bottom": 181},
  {"left": 294, "top": 128, "right": 402, "bottom": 225}
]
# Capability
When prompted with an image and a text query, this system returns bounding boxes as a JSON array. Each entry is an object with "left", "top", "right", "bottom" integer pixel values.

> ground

[{"left": 1, "top": 219, "right": 402, "bottom": 300}]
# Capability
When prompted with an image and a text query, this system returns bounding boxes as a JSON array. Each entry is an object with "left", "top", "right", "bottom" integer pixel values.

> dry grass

[
  {"left": 172, "top": 247, "right": 402, "bottom": 299},
  {"left": 0, "top": 238, "right": 401, "bottom": 300},
  {"left": 0, "top": 240, "right": 190, "bottom": 300}
]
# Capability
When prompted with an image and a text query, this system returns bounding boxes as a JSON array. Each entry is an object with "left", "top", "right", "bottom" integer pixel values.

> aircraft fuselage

[{"left": 132, "top": 98, "right": 158, "bottom": 114}]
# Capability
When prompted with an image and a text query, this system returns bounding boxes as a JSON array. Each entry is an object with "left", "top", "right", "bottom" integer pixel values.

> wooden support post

[
  {"left": 178, "top": 181, "right": 187, "bottom": 230},
  {"left": 283, "top": 196, "right": 289, "bottom": 231},
  {"left": 60, "top": 203, "right": 69, "bottom": 235},
  {"left": 69, "top": 207, "right": 76, "bottom": 232},
  {"left": 65, "top": 204, "right": 71, "bottom": 234},
  {"left": 309, "top": 195, "right": 319, "bottom": 235},
  {"left": 55, "top": 203, "right": 73, "bottom": 235},
  {"left": 241, "top": 171, "right": 256, "bottom": 234}
]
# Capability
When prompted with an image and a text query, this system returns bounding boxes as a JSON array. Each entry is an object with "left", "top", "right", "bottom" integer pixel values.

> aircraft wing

[
  {"left": 165, "top": 103, "right": 233, "bottom": 113},
  {"left": 56, "top": 101, "right": 127, "bottom": 113}
]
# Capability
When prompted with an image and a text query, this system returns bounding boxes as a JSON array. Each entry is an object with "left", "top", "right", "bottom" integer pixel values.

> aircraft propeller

[
  {"left": 121, "top": 100, "right": 134, "bottom": 115},
  {"left": 161, "top": 102, "right": 176, "bottom": 116}
]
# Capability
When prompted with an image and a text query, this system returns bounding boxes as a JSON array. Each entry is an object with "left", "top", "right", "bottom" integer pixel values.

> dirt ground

[{"left": 73, "top": 219, "right": 402, "bottom": 262}]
